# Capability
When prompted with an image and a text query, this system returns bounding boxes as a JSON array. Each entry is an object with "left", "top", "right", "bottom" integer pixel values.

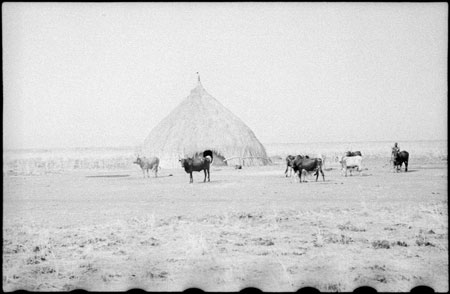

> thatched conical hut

[{"left": 142, "top": 78, "right": 269, "bottom": 168}]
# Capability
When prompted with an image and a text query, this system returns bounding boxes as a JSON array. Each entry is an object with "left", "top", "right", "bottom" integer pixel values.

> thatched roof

[{"left": 142, "top": 80, "right": 269, "bottom": 168}]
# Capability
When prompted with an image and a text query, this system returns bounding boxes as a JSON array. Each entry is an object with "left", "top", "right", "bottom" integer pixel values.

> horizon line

[{"left": 3, "top": 138, "right": 447, "bottom": 152}]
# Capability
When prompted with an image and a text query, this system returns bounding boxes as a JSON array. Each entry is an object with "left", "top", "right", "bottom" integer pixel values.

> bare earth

[{"left": 2, "top": 157, "right": 448, "bottom": 292}]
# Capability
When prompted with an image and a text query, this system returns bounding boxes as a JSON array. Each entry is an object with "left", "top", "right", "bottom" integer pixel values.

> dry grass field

[{"left": 2, "top": 156, "right": 448, "bottom": 292}]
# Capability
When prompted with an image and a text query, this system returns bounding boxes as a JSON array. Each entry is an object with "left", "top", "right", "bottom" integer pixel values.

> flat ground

[{"left": 2, "top": 157, "right": 448, "bottom": 292}]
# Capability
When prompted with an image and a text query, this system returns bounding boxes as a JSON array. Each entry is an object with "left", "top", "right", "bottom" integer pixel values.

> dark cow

[
  {"left": 133, "top": 156, "right": 160, "bottom": 178},
  {"left": 292, "top": 156, "right": 325, "bottom": 183},
  {"left": 285, "top": 155, "right": 309, "bottom": 177},
  {"left": 392, "top": 149, "right": 409, "bottom": 172},
  {"left": 179, "top": 156, "right": 212, "bottom": 183},
  {"left": 345, "top": 151, "right": 362, "bottom": 157}
]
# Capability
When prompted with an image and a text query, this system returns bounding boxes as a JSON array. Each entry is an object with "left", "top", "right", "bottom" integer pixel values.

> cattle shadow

[
  {"left": 291, "top": 180, "right": 335, "bottom": 185},
  {"left": 388, "top": 169, "right": 418, "bottom": 173},
  {"left": 360, "top": 173, "right": 373, "bottom": 176},
  {"left": 193, "top": 179, "right": 227, "bottom": 184}
]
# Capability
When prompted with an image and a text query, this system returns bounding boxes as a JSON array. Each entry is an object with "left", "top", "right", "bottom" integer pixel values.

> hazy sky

[{"left": 3, "top": 2, "right": 448, "bottom": 149}]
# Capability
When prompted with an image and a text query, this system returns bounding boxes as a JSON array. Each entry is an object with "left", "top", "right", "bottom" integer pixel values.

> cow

[
  {"left": 345, "top": 151, "right": 362, "bottom": 157},
  {"left": 392, "top": 149, "right": 409, "bottom": 172},
  {"left": 308, "top": 153, "right": 326, "bottom": 169},
  {"left": 285, "top": 155, "right": 308, "bottom": 177},
  {"left": 179, "top": 156, "right": 212, "bottom": 183},
  {"left": 292, "top": 156, "right": 325, "bottom": 183},
  {"left": 134, "top": 156, "right": 160, "bottom": 178},
  {"left": 340, "top": 155, "right": 362, "bottom": 177}
]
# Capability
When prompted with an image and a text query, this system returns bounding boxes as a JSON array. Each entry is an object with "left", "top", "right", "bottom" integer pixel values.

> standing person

[
  {"left": 391, "top": 142, "right": 400, "bottom": 161},
  {"left": 392, "top": 142, "right": 400, "bottom": 153}
]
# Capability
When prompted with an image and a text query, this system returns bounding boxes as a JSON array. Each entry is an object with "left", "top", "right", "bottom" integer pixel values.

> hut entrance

[{"left": 193, "top": 150, "right": 227, "bottom": 166}]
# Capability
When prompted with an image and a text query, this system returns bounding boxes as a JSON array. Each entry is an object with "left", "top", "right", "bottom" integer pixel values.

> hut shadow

[
  {"left": 155, "top": 174, "right": 174, "bottom": 178},
  {"left": 122, "top": 174, "right": 175, "bottom": 180},
  {"left": 86, "top": 174, "right": 130, "bottom": 178}
]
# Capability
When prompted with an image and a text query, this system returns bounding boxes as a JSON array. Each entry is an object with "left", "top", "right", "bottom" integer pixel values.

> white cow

[
  {"left": 134, "top": 156, "right": 160, "bottom": 178},
  {"left": 340, "top": 155, "right": 362, "bottom": 177}
]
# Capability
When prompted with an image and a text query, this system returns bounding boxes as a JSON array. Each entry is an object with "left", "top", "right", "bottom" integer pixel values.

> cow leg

[
  {"left": 320, "top": 168, "right": 325, "bottom": 181},
  {"left": 203, "top": 169, "right": 207, "bottom": 182},
  {"left": 404, "top": 161, "right": 408, "bottom": 172},
  {"left": 155, "top": 166, "right": 158, "bottom": 178},
  {"left": 142, "top": 169, "right": 145, "bottom": 178},
  {"left": 298, "top": 169, "right": 303, "bottom": 183},
  {"left": 315, "top": 169, "right": 319, "bottom": 182},
  {"left": 285, "top": 166, "right": 289, "bottom": 177},
  {"left": 190, "top": 172, "right": 193, "bottom": 183},
  {"left": 302, "top": 170, "right": 308, "bottom": 182},
  {"left": 207, "top": 168, "right": 210, "bottom": 182}
]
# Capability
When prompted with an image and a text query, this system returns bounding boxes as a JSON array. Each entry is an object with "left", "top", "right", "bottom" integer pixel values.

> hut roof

[{"left": 142, "top": 80, "right": 269, "bottom": 167}]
